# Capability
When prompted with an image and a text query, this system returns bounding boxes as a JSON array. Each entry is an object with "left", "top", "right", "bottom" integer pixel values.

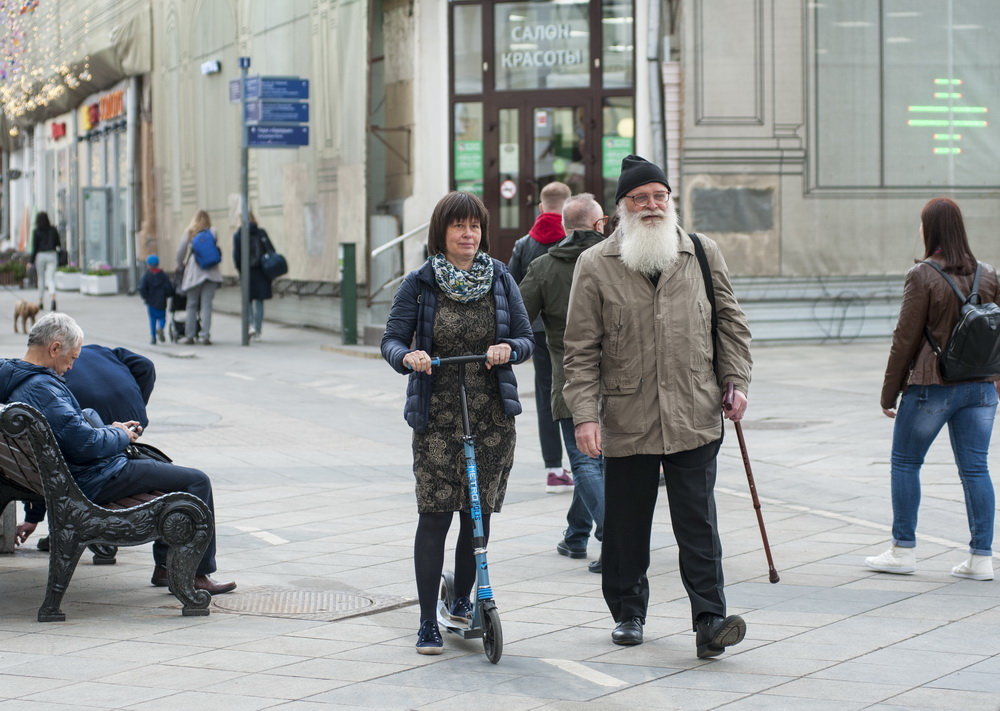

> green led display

[
  {"left": 908, "top": 119, "right": 988, "bottom": 127},
  {"left": 908, "top": 106, "right": 987, "bottom": 113},
  {"left": 933, "top": 78, "right": 963, "bottom": 85},
  {"left": 933, "top": 147, "right": 962, "bottom": 155}
]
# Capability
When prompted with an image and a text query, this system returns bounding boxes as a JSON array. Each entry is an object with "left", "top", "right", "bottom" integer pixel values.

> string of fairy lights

[{"left": 0, "top": 0, "right": 94, "bottom": 134}]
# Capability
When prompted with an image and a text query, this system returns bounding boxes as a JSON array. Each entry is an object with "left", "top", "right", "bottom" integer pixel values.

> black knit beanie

[{"left": 615, "top": 155, "right": 671, "bottom": 204}]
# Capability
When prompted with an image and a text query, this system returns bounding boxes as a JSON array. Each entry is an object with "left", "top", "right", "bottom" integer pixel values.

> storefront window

[
  {"left": 453, "top": 4, "right": 483, "bottom": 95},
  {"left": 602, "top": 96, "right": 634, "bottom": 211},
  {"left": 816, "top": 0, "right": 1000, "bottom": 188},
  {"left": 602, "top": 0, "right": 633, "bottom": 88},
  {"left": 454, "top": 102, "right": 484, "bottom": 195},
  {"left": 494, "top": 1, "right": 590, "bottom": 91}
]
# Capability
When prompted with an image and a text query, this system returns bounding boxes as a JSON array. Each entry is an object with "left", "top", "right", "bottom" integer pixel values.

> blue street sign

[
  {"left": 246, "top": 101, "right": 310, "bottom": 124},
  {"left": 247, "top": 124, "right": 309, "bottom": 148},
  {"left": 245, "top": 76, "right": 309, "bottom": 100}
]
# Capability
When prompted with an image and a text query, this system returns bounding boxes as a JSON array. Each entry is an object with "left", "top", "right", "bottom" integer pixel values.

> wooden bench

[{"left": 0, "top": 401, "right": 214, "bottom": 621}]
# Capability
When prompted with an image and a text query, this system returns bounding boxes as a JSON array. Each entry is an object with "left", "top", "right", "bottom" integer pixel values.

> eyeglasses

[
  {"left": 593, "top": 216, "right": 609, "bottom": 231},
  {"left": 623, "top": 191, "right": 670, "bottom": 207}
]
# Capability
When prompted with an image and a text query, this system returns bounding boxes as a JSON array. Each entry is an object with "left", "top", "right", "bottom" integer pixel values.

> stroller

[{"left": 168, "top": 272, "right": 199, "bottom": 343}]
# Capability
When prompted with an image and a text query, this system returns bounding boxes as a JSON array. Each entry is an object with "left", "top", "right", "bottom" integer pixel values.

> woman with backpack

[
  {"left": 175, "top": 209, "right": 223, "bottom": 345},
  {"left": 232, "top": 212, "right": 276, "bottom": 340},
  {"left": 31, "top": 211, "right": 61, "bottom": 311},
  {"left": 867, "top": 197, "right": 1000, "bottom": 581}
]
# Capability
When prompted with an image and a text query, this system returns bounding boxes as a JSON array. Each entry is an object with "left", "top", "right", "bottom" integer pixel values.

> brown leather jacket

[{"left": 881, "top": 259, "right": 1000, "bottom": 410}]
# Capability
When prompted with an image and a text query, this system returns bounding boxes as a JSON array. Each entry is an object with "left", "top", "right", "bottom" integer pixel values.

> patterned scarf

[{"left": 431, "top": 251, "right": 494, "bottom": 303}]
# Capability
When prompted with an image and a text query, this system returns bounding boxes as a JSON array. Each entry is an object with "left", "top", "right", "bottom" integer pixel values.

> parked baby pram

[{"left": 167, "top": 277, "right": 199, "bottom": 343}]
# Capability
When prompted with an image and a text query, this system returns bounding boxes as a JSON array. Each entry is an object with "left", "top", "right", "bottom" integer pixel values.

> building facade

[{"left": 2, "top": 1, "right": 997, "bottom": 339}]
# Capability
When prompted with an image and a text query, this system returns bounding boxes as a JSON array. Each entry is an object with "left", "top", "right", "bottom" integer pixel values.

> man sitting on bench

[{"left": 0, "top": 313, "right": 236, "bottom": 595}]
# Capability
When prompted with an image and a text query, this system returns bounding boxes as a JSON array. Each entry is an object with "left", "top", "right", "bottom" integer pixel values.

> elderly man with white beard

[{"left": 563, "top": 155, "right": 752, "bottom": 658}]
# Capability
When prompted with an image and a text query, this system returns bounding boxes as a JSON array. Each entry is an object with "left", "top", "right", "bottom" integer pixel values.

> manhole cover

[{"left": 211, "top": 587, "right": 414, "bottom": 621}]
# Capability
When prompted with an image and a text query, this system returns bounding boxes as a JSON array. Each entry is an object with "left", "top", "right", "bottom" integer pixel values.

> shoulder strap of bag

[{"left": 689, "top": 233, "right": 719, "bottom": 377}]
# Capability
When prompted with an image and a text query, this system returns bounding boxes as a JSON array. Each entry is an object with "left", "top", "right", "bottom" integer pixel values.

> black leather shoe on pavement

[
  {"left": 556, "top": 539, "right": 587, "bottom": 559},
  {"left": 611, "top": 617, "right": 643, "bottom": 645},
  {"left": 695, "top": 613, "right": 746, "bottom": 658},
  {"left": 588, "top": 557, "right": 602, "bottom": 574}
]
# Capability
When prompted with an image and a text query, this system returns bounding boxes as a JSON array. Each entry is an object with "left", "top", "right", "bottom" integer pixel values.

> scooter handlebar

[{"left": 405, "top": 352, "right": 518, "bottom": 369}]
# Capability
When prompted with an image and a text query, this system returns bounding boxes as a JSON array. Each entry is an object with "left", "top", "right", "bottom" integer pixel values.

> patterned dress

[{"left": 412, "top": 291, "right": 516, "bottom": 513}]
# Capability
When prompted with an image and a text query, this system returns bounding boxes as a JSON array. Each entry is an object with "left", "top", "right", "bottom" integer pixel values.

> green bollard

[{"left": 340, "top": 242, "right": 357, "bottom": 345}]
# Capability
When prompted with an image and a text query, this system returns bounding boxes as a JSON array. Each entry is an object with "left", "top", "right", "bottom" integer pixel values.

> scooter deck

[{"left": 436, "top": 601, "right": 484, "bottom": 639}]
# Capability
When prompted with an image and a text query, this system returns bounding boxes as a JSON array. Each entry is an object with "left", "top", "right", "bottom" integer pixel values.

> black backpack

[{"left": 922, "top": 260, "right": 1000, "bottom": 381}]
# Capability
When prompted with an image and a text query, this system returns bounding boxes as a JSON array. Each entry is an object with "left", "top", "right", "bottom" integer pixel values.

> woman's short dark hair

[
  {"left": 921, "top": 197, "right": 976, "bottom": 275},
  {"left": 427, "top": 192, "right": 490, "bottom": 256},
  {"left": 35, "top": 211, "right": 51, "bottom": 231}
]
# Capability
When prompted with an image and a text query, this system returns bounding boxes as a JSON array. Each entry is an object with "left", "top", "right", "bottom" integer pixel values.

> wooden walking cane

[{"left": 724, "top": 383, "right": 780, "bottom": 584}]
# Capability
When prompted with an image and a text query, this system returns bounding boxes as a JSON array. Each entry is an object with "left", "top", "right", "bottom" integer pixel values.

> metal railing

[{"left": 367, "top": 221, "right": 428, "bottom": 306}]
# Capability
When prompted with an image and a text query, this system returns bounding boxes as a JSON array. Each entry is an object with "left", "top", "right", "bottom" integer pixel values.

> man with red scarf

[{"left": 509, "top": 181, "right": 573, "bottom": 496}]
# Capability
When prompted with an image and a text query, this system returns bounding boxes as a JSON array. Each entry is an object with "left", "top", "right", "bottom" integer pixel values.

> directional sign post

[{"left": 235, "top": 69, "right": 312, "bottom": 344}]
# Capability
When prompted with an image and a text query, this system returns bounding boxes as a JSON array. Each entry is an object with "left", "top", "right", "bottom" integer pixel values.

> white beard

[{"left": 617, "top": 203, "right": 681, "bottom": 275}]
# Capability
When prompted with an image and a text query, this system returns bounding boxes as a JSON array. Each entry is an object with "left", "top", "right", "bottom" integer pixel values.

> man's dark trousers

[
  {"left": 532, "top": 328, "right": 563, "bottom": 468},
  {"left": 93, "top": 458, "right": 218, "bottom": 576},
  {"left": 602, "top": 439, "right": 725, "bottom": 629}
]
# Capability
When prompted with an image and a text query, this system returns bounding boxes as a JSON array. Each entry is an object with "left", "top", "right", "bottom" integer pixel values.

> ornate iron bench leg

[
  {"left": 159, "top": 501, "right": 213, "bottom": 616},
  {"left": 38, "top": 534, "right": 86, "bottom": 622},
  {"left": 89, "top": 544, "right": 118, "bottom": 565}
]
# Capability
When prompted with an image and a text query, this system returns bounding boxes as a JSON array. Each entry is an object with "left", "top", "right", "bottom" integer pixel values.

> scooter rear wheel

[
  {"left": 482, "top": 602, "right": 503, "bottom": 664},
  {"left": 439, "top": 571, "right": 456, "bottom": 612}
]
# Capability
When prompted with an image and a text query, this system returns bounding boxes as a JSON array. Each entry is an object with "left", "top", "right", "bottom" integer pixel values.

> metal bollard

[{"left": 340, "top": 242, "right": 357, "bottom": 345}]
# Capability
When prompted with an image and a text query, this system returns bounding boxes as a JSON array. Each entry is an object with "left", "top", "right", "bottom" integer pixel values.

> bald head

[{"left": 562, "top": 193, "right": 604, "bottom": 232}]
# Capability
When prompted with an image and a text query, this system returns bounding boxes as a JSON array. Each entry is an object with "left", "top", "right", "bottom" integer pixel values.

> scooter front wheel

[{"left": 482, "top": 602, "right": 503, "bottom": 664}]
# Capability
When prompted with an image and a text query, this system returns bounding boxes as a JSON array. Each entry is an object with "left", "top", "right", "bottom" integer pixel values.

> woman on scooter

[{"left": 382, "top": 191, "right": 534, "bottom": 654}]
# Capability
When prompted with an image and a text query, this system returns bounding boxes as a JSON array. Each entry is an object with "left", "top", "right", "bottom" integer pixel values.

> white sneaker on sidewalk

[
  {"left": 951, "top": 554, "right": 994, "bottom": 581},
  {"left": 865, "top": 546, "right": 915, "bottom": 574}
]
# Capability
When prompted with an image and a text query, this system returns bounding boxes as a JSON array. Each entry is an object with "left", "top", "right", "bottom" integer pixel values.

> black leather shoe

[
  {"left": 588, "top": 557, "right": 602, "bottom": 574},
  {"left": 557, "top": 539, "right": 587, "bottom": 559},
  {"left": 611, "top": 617, "right": 643, "bottom": 645},
  {"left": 695, "top": 614, "right": 746, "bottom": 658},
  {"left": 150, "top": 565, "right": 168, "bottom": 587}
]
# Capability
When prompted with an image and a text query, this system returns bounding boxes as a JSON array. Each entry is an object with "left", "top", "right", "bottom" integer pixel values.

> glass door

[{"left": 489, "top": 99, "right": 594, "bottom": 260}]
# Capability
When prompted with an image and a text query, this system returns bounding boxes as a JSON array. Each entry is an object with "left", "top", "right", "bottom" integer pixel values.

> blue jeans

[
  {"left": 147, "top": 306, "right": 166, "bottom": 338},
  {"left": 890, "top": 382, "right": 997, "bottom": 555},
  {"left": 250, "top": 299, "right": 264, "bottom": 333},
  {"left": 559, "top": 418, "right": 605, "bottom": 547}
]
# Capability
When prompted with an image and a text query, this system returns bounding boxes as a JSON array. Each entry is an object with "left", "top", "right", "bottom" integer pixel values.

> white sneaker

[
  {"left": 951, "top": 554, "right": 994, "bottom": 581},
  {"left": 865, "top": 546, "right": 916, "bottom": 574}
]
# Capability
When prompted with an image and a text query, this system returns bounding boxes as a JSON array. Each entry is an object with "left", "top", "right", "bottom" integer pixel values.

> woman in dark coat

[
  {"left": 381, "top": 191, "right": 534, "bottom": 654},
  {"left": 232, "top": 213, "right": 276, "bottom": 339}
]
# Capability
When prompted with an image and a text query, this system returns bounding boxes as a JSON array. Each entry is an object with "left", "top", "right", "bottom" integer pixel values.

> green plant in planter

[
  {"left": 58, "top": 262, "right": 81, "bottom": 273},
  {"left": 85, "top": 264, "right": 114, "bottom": 276},
  {"left": 0, "top": 260, "right": 27, "bottom": 281}
]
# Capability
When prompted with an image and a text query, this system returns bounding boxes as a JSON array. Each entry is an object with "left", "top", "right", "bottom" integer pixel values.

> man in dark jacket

[
  {"left": 519, "top": 193, "right": 607, "bottom": 573},
  {"left": 2, "top": 313, "right": 236, "bottom": 595},
  {"left": 64, "top": 344, "right": 155, "bottom": 430},
  {"left": 508, "top": 181, "right": 573, "bottom": 493}
]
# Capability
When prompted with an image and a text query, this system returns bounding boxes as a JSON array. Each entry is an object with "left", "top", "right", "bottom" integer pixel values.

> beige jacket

[{"left": 563, "top": 230, "right": 752, "bottom": 457}]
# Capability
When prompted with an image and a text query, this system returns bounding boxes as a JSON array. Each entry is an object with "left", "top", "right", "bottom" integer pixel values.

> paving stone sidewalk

[{"left": 0, "top": 288, "right": 998, "bottom": 711}]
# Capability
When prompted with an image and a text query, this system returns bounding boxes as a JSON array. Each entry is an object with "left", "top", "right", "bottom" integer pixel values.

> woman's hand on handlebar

[
  {"left": 484, "top": 343, "right": 512, "bottom": 370},
  {"left": 403, "top": 350, "right": 433, "bottom": 374}
]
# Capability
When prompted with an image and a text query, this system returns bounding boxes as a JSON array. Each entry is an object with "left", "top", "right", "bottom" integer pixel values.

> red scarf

[{"left": 529, "top": 212, "right": 565, "bottom": 245}]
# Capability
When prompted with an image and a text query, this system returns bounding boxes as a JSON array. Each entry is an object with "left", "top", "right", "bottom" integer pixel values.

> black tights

[{"left": 414, "top": 511, "right": 491, "bottom": 622}]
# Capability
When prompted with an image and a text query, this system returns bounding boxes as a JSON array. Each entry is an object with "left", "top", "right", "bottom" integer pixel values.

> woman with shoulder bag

[
  {"left": 32, "top": 211, "right": 61, "bottom": 311},
  {"left": 381, "top": 191, "right": 534, "bottom": 654},
  {"left": 175, "top": 209, "right": 222, "bottom": 345},
  {"left": 867, "top": 197, "right": 1000, "bottom": 580},
  {"left": 232, "top": 212, "right": 276, "bottom": 340}
]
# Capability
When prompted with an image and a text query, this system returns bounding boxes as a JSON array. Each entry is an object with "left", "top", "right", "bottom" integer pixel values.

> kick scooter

[{"left": 421, "top": 353, "right": 508, "bottom": 664}]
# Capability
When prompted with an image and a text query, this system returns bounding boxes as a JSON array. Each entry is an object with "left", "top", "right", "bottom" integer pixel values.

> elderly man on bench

[{"left": 0, "top": 313, "right": 235, "bottom": 595}]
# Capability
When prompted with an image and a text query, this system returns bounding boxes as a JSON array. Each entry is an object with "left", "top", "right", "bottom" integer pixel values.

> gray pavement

[{"left": 0, "top": 285, "right": 998, "bottom": 711}]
